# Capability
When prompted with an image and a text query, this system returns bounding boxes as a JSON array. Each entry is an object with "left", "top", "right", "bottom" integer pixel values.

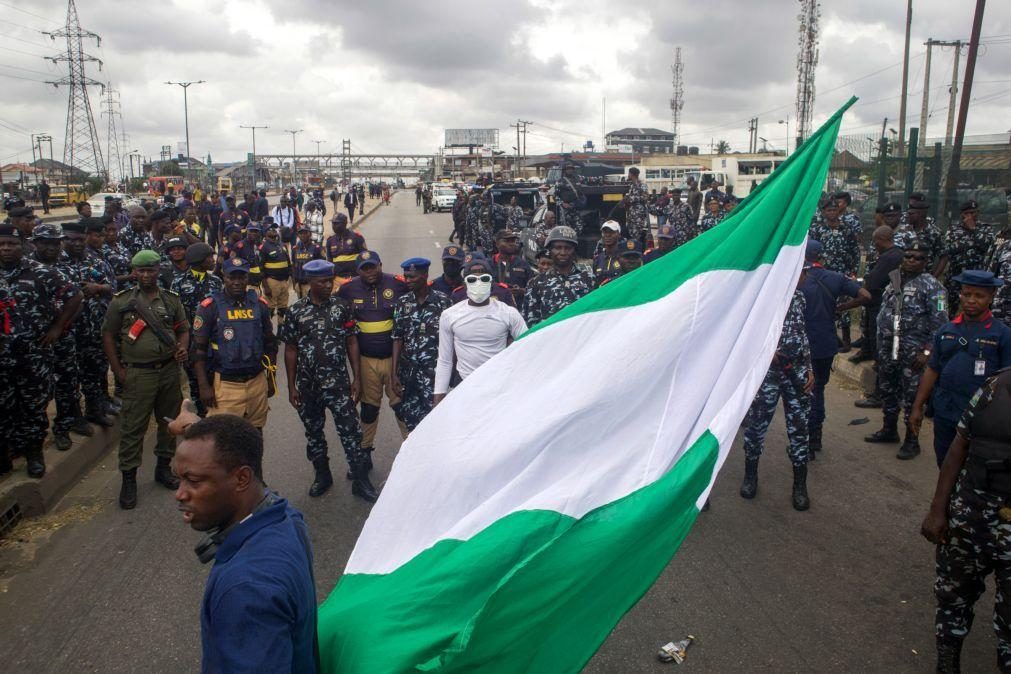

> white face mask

[{"left": 465, "top": 274, "right": 493, "bottom": 303}]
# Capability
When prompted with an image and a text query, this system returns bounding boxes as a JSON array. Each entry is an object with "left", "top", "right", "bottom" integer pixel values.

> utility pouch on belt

[{"left": 966, "top": 455, "right": 1011, "bottom": 498}]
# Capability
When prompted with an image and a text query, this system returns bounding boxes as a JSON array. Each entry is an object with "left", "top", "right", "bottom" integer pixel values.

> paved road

[{"left": 0, "top": 191, "right": 998, "bottom": 672}]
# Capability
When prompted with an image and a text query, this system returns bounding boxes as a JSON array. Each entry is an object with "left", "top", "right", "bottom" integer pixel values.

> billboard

[{"left": 445, "top": 128, "right": 499, "bottom": 148}]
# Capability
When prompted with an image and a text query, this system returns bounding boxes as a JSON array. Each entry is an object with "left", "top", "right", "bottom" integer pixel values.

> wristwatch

[{"left": 922, "top": 348, "right": 932, "bottom": 356}]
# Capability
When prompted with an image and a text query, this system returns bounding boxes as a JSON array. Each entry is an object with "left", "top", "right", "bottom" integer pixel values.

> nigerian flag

[{"left": 318, "top": 98, "right": 856, "bottom": 673}]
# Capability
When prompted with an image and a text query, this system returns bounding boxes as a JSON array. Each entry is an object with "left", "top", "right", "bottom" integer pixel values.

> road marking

[
  {"left": 428, "top": 229, "right": 434, "bottom": 235},
  {"left": 434, "top": 242, "right": 441, "bottom": 248}
]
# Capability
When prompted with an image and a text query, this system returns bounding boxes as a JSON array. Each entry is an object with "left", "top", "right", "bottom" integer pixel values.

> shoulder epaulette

[
  {"left": 200, "top": 297, "right": 214, "bottom": 307},
  {"left": 163, "top": 289, "right": 180, "bottom": 297},
  {"left": 496, "top": 282, "right": 510, "bottom": 289},
  {"left": 258, "top": 295, "right": 270, "bottom": 306},
  {"left": 394, "top": 274, "right": 406, "bottom": 282},
  {"left": 113, "top": 287, "right": 132, "bottom": 297}
]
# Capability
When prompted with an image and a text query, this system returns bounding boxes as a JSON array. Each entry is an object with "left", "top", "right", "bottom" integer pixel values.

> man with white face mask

[{"left": 433, "top": 257, "right": 527, "bottom": 406}]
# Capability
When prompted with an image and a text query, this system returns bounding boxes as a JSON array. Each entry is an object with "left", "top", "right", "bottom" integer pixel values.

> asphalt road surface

[{"left": 0, "top": 191, "right": 998, "bottom": 672}]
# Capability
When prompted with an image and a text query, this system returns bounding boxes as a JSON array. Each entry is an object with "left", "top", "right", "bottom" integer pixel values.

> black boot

[
  {"left": 25, "top": 446, "right": 45, "bottom": 479},
  {"left": 865, "top": 415, "right": 899, "bottom": 443},
  {"left": 154, "top": 456, "right": 180, "bottom": 490},
  {"left": 739, "top": 457, "right": 759, "bottom": 499},
  {"left": 119, "top": 468, "right": 138, "bottom": 509},
  {"left": 809, "top": 425, "right": 822, "bottom": 453},
  {"left": 838, "top": 325, "right": 852, "bottom": 353},
  {"left": 53, "top": 431, "right": 72, "bottom": 451},
  {"left": 935, "top": 636, "right": 962, "bottom": 674},
  {"left": 86, "top": 408, "right": 115, "bottom": 428},
  {"left": 69, "top": 418, "right": 94, "bottom": 436},
  {"left": 896, "top": 427, "right": 921, "bottom": 460},
  {"left": 854, "top": 394, "right": 883, "bottom": 408},
  {"left": 848, "top": 348, "right": 873, "bottom": 364},
  {"left": 351, "top": 460, "right": 379, "bottom": 503},
  {"left": 348, "top": 447, "right": 374, "bottom": 480},
  {"left": 309, "top": 458, "right": 333, "bottom": 498},
  {"left": 792, "top": 464, "right": 810, "bottom": 511}
]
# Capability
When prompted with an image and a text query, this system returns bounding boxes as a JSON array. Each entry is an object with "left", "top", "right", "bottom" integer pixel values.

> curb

[{"left": 831, "top": 352, "right": 875, "bottom": 393}]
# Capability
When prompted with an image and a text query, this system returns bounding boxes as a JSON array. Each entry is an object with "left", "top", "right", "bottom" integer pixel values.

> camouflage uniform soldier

[
  {"left": 0, "top": 223, "right": 82, "bottom": 477},
  {"left": 740, "top": 288, "right": 814, "bottom": 511},
  {"left": 523, "top": 226, "right": 595, "bottom": 327},
  {"left": 698, "top": 195, "right": 724, "bottom": 235},
  {"left": 170, "top": 243, "right": 222, "bottom": 416},
  {"left": 63, "top": 220, "right": 117, "bottom": 426},
  {"left": 866, "top": 242, "right": 948, "bottom": 459},
  {"left": 663, "top": 189, "right": 694, "bottom": 247},
  {"left": 281, "top": 259, "right": 376, "bottom": 503},
  {"left": 464, "top": 193, "right": 493, "bottom": 252},
  {"left": 555, "top": 163, "right": 585, "bottom": 234},
  {"left": 31, "top": 224, "right": 92, "bottom": 450},
  {"left": 894, "top": 193, "right": 943, "bottom": 266},
  {"left": 102, "top": 219, "right": 133, "bottom": 288},
  {"left": 810, "top": 200, "right": 860, "bottom": 351},
  {"left": 391, "top": 258, "right": 451, "bottom": 432},
  {"left": 623, "top": 167, "right": 651, "bottom": 247},
  {"left": 987, "top": 223, "right": 1011, "bottom": 323},
  {"left": 921, "top": 368, "right": 1011, "bottom": 672},
  {"left": 935, "top": 200, "right": 995, "bottom": 315}
]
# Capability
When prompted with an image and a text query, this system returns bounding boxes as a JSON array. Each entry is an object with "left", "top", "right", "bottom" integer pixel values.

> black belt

[
  {"left": 218, "top": 371, "right": 261, "bottom": 383},
  {"left": 125, "top": 358, "right": 175, "bottom": 370}
]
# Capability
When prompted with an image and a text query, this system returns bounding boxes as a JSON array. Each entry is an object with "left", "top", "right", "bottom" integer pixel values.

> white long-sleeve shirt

[{"left": 434, "top": 299, "right": 527, "bottom": 395}]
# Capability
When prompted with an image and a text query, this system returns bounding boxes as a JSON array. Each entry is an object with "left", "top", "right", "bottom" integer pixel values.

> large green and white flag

[{"left": 318, "top": 98, "right": 855, "bottom": 673}]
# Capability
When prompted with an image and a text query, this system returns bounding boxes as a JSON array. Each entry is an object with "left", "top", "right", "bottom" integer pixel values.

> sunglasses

[
  {"left": 464, "top": 274, "right": 492, "bottom": 284},
  {"left": 903, "top": 254, "right": 927, "bottom": 261}
]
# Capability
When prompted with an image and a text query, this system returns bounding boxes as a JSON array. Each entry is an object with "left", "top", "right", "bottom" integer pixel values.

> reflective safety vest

[{"left": 208, "top": 290, "right": 265, "bottom": 376}]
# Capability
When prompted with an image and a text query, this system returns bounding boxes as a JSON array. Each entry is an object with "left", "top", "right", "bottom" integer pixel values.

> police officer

[
  {"left": 171, "top": 243, "right": 222, "bottom": 416},
  {"left": 622, "top": 167, "right": 652, "bottom": 247},
  {"left": 698, "top": 195, "right": 724, "bottom": 234},
  {"left": 491, "top": 228, "right": 533, "bottom": 306},
  {"left": 291, "top": 226, "right": 324, "bottom": 299},
  {"left": 866, "top": 241, "right": 948, "bottom": 459},
  {"left": 910, "top": 270, "right": 1011, "bottom": 466},
  {"left": 102, "top": 250, "right": 189, "bottom": 508},
  {"left": 988, "top": 216, "right": 1011, "bottom": 324},
  {"left": 592, "top": 221, "right": 624, "bottom": 284},
  {"left": 192, "top": 257, "right": 277, "bottom": 430},
  {"left": 337, "top": 250, "right": 409, "bottom": 459},
  {"left": 935, "top": 200, "right": 996, "bottom": 315},
  {"left": 430, "top": 245, "right": 465, "bottom": 295},
  {"left": 281, "top": 259, "right": 376, "bottom": 502},
  {"left": 64, "top": 220, "right": 117, "bottom": 426},
  {"left": 103, "top": 218, "right": 133, "bottom": 288},
  {"left": 555, "top": 162, "right": 585, "bottom": 234},
  {"left": 921, "top": 367, "right": 1011, "bottom": 671},
  {"left": 644, "top": 224, "right": 676, "bottom": 264},
  {"left": 259, "top": 223, "right": 291, "bottom": 324},
  {"left": 740, "top": 281, "right": 815, "bottom": 511},
  {"left": 894, "top": 192, "right": 943, "bottom": 266},
  {"left": 523, "top": 226, "right": 595, "bottom": 327},
  {"left": 159, "top": 235, "right": 189, "bottom": 290},
  {"left": 391, "top": 257, "right": 452, "bottom": 433},
  {"left": 325, "top": 213, "right": 367, "bottom": 283},
  {"left": 118, "top": 205, "right": 155, "bottom": 257},
  {"left": 809, "top": 199, "right": 861, "bottom": 352},
  {"left": 0, "top": 223, "right": 81, "bottom": 476},
  {"left": 32, "top": 223, "right": 91, "bottom": 450},
  {"left": 217, "top": 196, "right": 250, "bottom": 247}
]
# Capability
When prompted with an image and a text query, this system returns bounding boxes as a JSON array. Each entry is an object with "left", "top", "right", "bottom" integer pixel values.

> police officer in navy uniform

[
  {"left": 910, "top": 270, "right": 1011, "bottom": 466},
  {"left": 337, "top": 250, "right": 409, "bottom": 461},
  {"left": 0, "top": 223, "right": 82, "bottom": 477},
  {"left": 491, "top": 228, "right": 533, "bottom": 306},
  {"left": 192, "top": 257, "right": 277, "bottom": 431},
  {"left": 430, "top": 245, "right": 465, "bottom": 295},
  {"left": 599, "top": 239, "right": 644, "bottom": 285},
  {"left": 391, "top": 257, "right": 452, "bottom": 433},
  {"left": 281, "top": 259, "right": 376, "bottom": 502},
  {"left": 643, "top": 224, "right": 676, "bottom": 264}
]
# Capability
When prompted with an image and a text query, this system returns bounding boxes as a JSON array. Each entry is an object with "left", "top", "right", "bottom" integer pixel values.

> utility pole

[
  {"left": 164, "top": 80, "right": 205, "bottom": 176},
  {"left": 312, "top": 139, "right": 326, "bottom": 179},
  {"left": 670, "top": 46, "right": 685, "bottom": 151},
  {"left": 285, "top": 129, "right": 303, "bottom": 186},
  {"left": 918, "top": 40, "right": 934, "bottom": 150},
  {"left": 44, "top": 0, "right": 107, "bottom": 183},
  {"left": 518, "top": 120, "right": 531, "bottom": 159},
  {"left": 510, "top": 122, "right": 521, "bottom": 175},
  {"left": 239, "top": 124, "right": 268, "bottom": 192},
  {"left": 943, "top": 41, "right": 962, "bottom": 147},
  {"left": 747, "top": 117, "right": 758, "bottom": 153},
  {"left": 877, "top": 117, "right": 889, "bottom": 206},
  {"left": 897, "top": 0, "right": 913, "bottom": 158},
  {"left": 943, "top": 0, "right": 985, "bottom": 225}
]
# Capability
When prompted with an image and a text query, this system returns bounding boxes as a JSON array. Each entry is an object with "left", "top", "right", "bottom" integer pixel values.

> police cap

[
  {"left": 0, "top": 223, "right": 20, "bottom": 238},
  {"left": 184, "top": 242, "right": 214, "bottom": 265},
  {"left": 80, "top": 217, "right": 105, "bottom": 233},
  {"left": 9, "top": 206, "right": 32, "bottom": 218},
  {"left": 960, "top": 200, "right": 979, "bottom": 213},
  {"left": 805, "top": 239, "right": 824, "bottom": 261},
  {"left": 400, "top": 257, "right": 431, "bottom": 273},
  {"left": 656, "top": 224, "right": 675, "bottom": 239},
  {"left": 881, "top": 202, "right": 902, "bottom": 215},
  {"left": 149, "top": 209, "right": 171, "bottom": 222},
  {"left": 908, "top": 193, "right": 928, "bottom": 210},
  {"left": 950, "top": 270, "right": 1003, "bottom": 288},
  {"left": 3, "top": 196, "right": 25, "bottom": 212},
  {"left": 246, "top": 222, "right": 262, "bottom": 233},
  {"left": 441, "top": 245, "right": 465, "bottom": 261},
  {"left": 131, "top": 250, "right": 162, "bottom": 268},
  {"left": 463, "top": 253, "right": 492, "bottom": 274},
  {"left": 620, "top": 239, "right": 643, "bottom": 257},
  {"left": 221, "top": 257, "right": 250, "bottom": 275},
  {"left": 357, "top": 250, "right": 381, "bottom": 268},
  {"left": 165, "top": 236, "right": 188, "bottom": 251},
  {"left": 545, "top": 226, "right": 578, "bottom": 247},
  {"left": 62, "top": 221, "right": 86, "bottom": 234},
  {"left": 905, "top": 240, "right": 929, "bottom": 254},
  {"left": 303, "top": 259, "right": 335, "bottom": 278},
  {"left": 32, "top": 223, "right": 64, "bottom": 240},
  {"left": 332, "top": 212, "right": 348, "bottom": 225},
  {"left": 224, "top": 223, "right": 242, "bottom": 235},
  {"left": 261, "top": 215, "right": 275, "bottom": 226}
]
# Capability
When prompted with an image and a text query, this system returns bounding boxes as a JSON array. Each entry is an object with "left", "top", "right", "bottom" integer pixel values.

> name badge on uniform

[{"left": 975, "top": 360, "right": 987, "bottom": 376}]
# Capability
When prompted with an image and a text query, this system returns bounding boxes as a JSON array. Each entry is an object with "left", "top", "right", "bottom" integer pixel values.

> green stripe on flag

[
  {"left": 318, "top": 431, "right": 720, "bottom": 673},
  {"left": 523, "top": 96, "right": 857, "bottom": 338}
]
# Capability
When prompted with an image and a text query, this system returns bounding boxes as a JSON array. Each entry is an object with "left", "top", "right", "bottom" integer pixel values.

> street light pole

[
  {"left": 312, "top": 139, "right": 326, "bottom": 181},
  {"left": 778, "top": 115, "right": 790, "bottom": 157},
  {"left": 240, "top": 124, "right": 268, "bottom": 191},
  {"left": 165, "top": 80, "right": 206, "bottom": 173},
  {"left": 285, "top": 129, "right": 303, "bottom": 186}
]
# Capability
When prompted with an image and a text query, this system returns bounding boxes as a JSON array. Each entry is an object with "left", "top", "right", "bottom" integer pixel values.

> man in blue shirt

[
  {"left": 910, "top": 270, "right": 1011, "bottom": 465},
  {"left": 800, "top": 240, "right": 871, "bottom": 456},
  {"left": 173, "top": 414, "right": 318, "bottom": 673}
]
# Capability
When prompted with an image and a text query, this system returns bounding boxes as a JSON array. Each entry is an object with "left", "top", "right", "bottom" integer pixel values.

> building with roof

[{"left": 605, "top": 128, "right": 676, "bottom": 155}]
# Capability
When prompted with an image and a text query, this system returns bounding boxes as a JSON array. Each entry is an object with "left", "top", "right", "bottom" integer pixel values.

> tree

[
  {"left": 159, "top": 160, "right": 182, "bottom": 176},
  {"left": 715, "top": 140, "right": 731, "bottom": 155}
]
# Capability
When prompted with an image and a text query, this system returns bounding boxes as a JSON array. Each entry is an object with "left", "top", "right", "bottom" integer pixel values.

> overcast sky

[{"left": 1, "top": 0, "right": 1009, "bottom": 173}]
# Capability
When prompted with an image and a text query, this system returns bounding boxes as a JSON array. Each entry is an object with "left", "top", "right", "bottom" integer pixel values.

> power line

[
  {"left": 0, "top": 1, "right": 61, "bottom": 26},
  {"left": 0, "top": 71, "right": 45, "bottom": 83},
  {"left": 0, "top": 61, "right": 54, "bottom": 76},
  {"left": 0, "top": 44, "right": 51, "bottom": 58}
]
